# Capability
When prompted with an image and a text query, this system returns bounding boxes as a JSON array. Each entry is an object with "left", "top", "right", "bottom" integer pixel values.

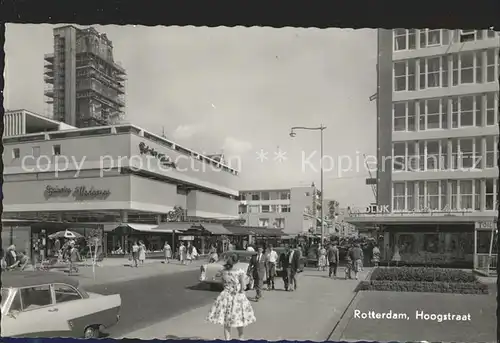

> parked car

[
  {"left": 199, "top": 250, "right": 255, "bottom": 290},
  {"left": 1, "top": 271, "right": 121, "bottom": 338},
  {"left": 274, "top": 247, "right": 306, "bottom": 275}
]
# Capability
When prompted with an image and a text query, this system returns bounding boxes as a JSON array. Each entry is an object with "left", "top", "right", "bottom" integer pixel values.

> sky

[{"left": 5, "top": 24, "right": 378, "bottom": 208}]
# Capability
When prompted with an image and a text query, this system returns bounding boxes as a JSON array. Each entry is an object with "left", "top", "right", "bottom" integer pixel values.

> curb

[{"left": 326, "top": 268, "right": 374, "bottom": 341}]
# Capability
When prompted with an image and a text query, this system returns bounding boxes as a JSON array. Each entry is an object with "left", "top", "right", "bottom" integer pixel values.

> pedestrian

[
  {"left": 344, "top": 252, "right": 353, "bottom": 279},
  {"left": 327, "top": 242, "right": 340, "bottom": 278},
  {"left": 138, "top": 241, "right": 146, "bottom": 265},
  {"left": 192, "top": 245, "right": 198, "bottom": 260},
  {"left": 317, "top": 244, "right": 327, "bottom": 271},
  {"left": 265, "top": 245, "right": 278, "bottom": 290},
  {"left": 286, "top": 246, "right": 300, "bottom": 291},
  {"left": 279, "top": 245, "right": 290, "bottom": 290},
  {"left": 54, "top": 238, "right": 61, "bottom": 257},
  {"left": 207, "top": 253, "right": 256, "bottom": 340},
  {"left": 186, "top": 242, "right": 194, "bottom": 265},
  {"left": 179, "top": 242, "right": 186, "bottom": 265},
  {"left": 5, "top": 245, "right": 17, "bottom": 270},
  {"left": 163, "top": 241, "right": 172, "bottom": 264},
  {"left": 131, "top": 241, "right": 139, "bottom": 267},
  {"left": 16, "top": 251, "right": 29, "bottom": 271},
  {"left": 247, "top": 245, "right": 266, "bottom": 301},
  {"left": 349, "top": 243, "right": 364, "bottom": 280},
  {"left": 68, "top": 242, "right": 81, "bottom": 275},
  {"left": 209, "top": 245, "right": 218, "bottom": 263},
  {"left": 372, "top": 244, "right": 381, "bottom": 267},
  {"left": 392, "top": 244, "right": 401, "bottom": 267}
]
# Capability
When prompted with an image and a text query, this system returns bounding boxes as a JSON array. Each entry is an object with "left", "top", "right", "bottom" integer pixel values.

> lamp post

[{"left": 290, "top": 125, "right": 327, "bottom": 244}]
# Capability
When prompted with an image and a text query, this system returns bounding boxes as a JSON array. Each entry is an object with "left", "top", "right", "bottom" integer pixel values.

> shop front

[{"left": 346, "top": 212, "right": 497, "bottom": 272}]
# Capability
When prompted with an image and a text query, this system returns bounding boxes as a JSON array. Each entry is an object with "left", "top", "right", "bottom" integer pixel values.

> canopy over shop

[{"left": 103, "top": 222, "right": 285, "bottom": 256}]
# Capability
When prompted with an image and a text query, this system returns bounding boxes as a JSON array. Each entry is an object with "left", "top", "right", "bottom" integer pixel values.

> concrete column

[
  {"left": 447, "top": 180, "right": 452, "bottom": 209},
  {"left": 481, "top": 137, "right": 487, "bottom": 169},
  {"left": 447, "top": 139, "right": 452, "bottom": 170},
  {"left": 480, "top": 179, "right": 486, "bottom": 211},
  {"left": 473, "top": 225, "right": 478, "bottom": 269}
]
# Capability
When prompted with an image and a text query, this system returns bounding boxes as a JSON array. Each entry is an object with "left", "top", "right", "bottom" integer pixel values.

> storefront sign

[
  {"left": 348, "top": 204, "right": 474, "bottom": 217},
  {"left": 475, "top": 221, "right": 497, "bottom": 230},
  {"left": 179, "top": 236, "right": 194, "bottom": 241},
  {"left": 138, "top": 142, "right": 176, "bottom": 168},
  {"left": 45, "top": 185, "right": 111, "bottom": 200}
]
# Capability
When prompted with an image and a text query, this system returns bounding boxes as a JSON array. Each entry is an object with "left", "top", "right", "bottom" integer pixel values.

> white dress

[{"left": 207, "top": 268, "right": 256, "bottom": 328}]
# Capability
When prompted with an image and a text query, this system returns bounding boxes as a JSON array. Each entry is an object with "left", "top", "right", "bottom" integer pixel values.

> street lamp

[{"left": 289, "top": 125, "right": 327, "bottom": 244}]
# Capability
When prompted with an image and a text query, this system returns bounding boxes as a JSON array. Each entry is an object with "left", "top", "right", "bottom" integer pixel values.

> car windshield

[
  {"left": 1, "top": 288, "right": 9, "bottom": 308},
  {"left": 218, "top": 251, "right": 255, "bottom": 263}
]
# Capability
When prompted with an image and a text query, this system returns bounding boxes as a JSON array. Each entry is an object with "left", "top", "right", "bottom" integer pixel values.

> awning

[
  {"left": 156, "top": 222, "right": 194, "bottom": 232},
  {"left": 251, "top": 227, "right": 284, "bottom": 237},
  {"left": 225, "top": 225, "right": 253, "bottom": 236},
  {"left": 200, "top": 223, "right": 232, "bottom": 235},
  {"left": 224, "top": 225, "right": 284, "bottom": 237},
  {"left": 104, "top": 223, "right": 185, "bottom": 234}
]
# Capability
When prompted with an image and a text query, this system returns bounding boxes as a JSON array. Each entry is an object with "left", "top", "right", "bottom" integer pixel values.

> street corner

[{"left": 333, "top": 291, "right": 497, "bottom": 343}]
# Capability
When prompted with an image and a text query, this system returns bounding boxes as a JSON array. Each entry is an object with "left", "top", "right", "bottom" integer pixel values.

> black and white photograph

[{"left": 1, "top": 24, "right": 498, "bottom": 342}]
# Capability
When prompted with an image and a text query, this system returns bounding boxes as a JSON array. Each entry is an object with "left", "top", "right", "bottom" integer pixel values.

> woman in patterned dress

[{"left": 207, "top": 253, "right": 256, "bottom": 340}]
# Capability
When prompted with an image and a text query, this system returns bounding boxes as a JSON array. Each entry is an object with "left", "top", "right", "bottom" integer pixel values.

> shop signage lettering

[
  {"left": 138, "top": 142, "right": 176, "bottom": 168},
  {"left": 348, "top": 204, "right": 474, "bottom": 217},
  {"left": 45, "top": 185, "right": 111, "bottom": 200},
  {"left": 475, "top": 221, "right": 497, "bottom": 230}
]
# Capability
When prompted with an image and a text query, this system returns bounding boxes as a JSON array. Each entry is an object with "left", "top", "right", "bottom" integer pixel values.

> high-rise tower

[{"left": 44, "top": 25, "right": 126, "bottom": 127}]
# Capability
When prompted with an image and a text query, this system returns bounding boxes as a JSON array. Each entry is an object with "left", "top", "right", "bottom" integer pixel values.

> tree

[{"left": 327, "top": 200, "right": 340, "bottom": 219}]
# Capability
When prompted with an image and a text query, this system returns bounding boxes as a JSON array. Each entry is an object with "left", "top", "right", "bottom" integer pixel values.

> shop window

[
  {"left": 393, "top": 142, "right": 406, "bottom": 171},
  {"left": 485, "top": 179, "right": 495, "bottom": 210},
  {"left": 459, "top": 180, "right": 473, "bottom": 210}
]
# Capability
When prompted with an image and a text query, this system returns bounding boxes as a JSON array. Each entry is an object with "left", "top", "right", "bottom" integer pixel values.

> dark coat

[
  {"left": 248, "top": 252, "right": 266, "bottom": 279},
  {"left": 280, "top": 249, "right": 300, "bottom": 271}
]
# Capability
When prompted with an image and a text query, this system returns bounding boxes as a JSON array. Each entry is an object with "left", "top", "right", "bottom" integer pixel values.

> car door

[
  {"left": 2, "top": 285, "right": 69, "bottom": 337},
  {"left": 52, "top": 283, "right": 121, "bottom": 336}
]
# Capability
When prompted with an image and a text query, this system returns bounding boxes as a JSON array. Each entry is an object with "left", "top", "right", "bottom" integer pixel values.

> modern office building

[
  {"left": 44, "top": 25, "right": 126, "bottom": 128},
  {"left": 238, "top": 185, "right": 322, "bottom": 235},
  {"left": 347, "top": 29, "right": 498, "bottom": 273}
]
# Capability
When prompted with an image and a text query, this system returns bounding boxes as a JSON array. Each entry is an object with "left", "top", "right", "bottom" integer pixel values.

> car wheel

[{"left": 84, "top": 325, "right": 100, "bottom": 338}]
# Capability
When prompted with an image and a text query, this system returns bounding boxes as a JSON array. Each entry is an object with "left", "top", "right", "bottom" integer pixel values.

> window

[
  {"left": 459, "top": 180, "right": 473, "bottom": 210},
  {"left": 393, "top": 183, "right": 405, "bottom": 211},
  {"left": 459, "top": 30, "right": 479, "bottom": 43},
  {"left": 426, "top": 181, "right": 439, "bottom": 210},
  {"left": 407, "top": 101, "right": 416, "bottom": 130},
  {"left": 486, "top": 179, "right": 495, "bottom": 210},
  {"left": 52, "top": 145, "right": 61, "bottom": 156},
  {"left": 452, "top": 51, "right": 480, "bottom": 85},
  {"left": 270, "top": 205, "right": 279, "bottom": 213},
  {"left": 441, "top": 98, "right": 448, "bottom": 129},
  {"left": 418, "top": 141, "right": 425, "bottom": 171},
  {"left": 451, "top": 180, "right": 458, "bottom": 209},
  {"left": 279, "top": 192, "right": 290, "bottom": 200},
  {"left": 485, "top": 136, "right": 495, "bottom": 168},
  {"left": 487, "top": 30, "right": 497, "bottom": 39},
  {"left": 251, "top": 194, "right": 260, "bottom": 201},
  {"left": 418, "top": 181, "right": 425, "bottom": 209},
  {"left": 259, "top": 219, "right": 269, "bottom": 227},
  {"left": 274, "top": 218, "right": 285, "bottom": 229},
  {"left": 53, "top": 284, "right": 82, "bottom": 303},
  {"left": 394, "top": 60, "right": 416, "bottom": 91},
  {"left": 238, "top": 205, "right": 247, "bottom": 214},
  {"left": 261, "top": 205, "right": 270, "bottom": 213},
  {"left": 9, "top": 291, "right": 22, "bottom": 313},
  {"left": 474, "top": 180, "right": 481, "bottom": 210},
  {"left": 393, "top": 142, "right": 405, "bottom": 171},
  {"left": 475, "top": 137, "right": 483, "bottom": 168},
  {"left": 441, "top": 181, "right": 448, "bottom": 209},
  {"left": 486, "top": 92, "right": 497, "bottom": 126},
  {"left": 280, "top": 205, "right": 290, "bottom": 213},
  {"left": 459, "top": 138, "right": 474, "bottom": 169},
  {"left": 12, "top": 148, "right": 20, "bottom": 159},
  {"left": 261, "top": 192, "right": 270, "bottom": 201},
  {"left": 32, "top": 146, "right": 41, "bottom": 158},
  {"left": 406, "top": 181, "right": 415, "bottom": 210},
  {"left": 249, "top": 205, "right": 259, "bottom": 214},
  {"left": 394, "top": 29, "right": 416, "bottom": 51},
  {"left": 420, "top": 57, "right": 442, "bottom": 89},
  {"left": 393, "top": 103, "right": 406, "bottom": 131},
  {"left": 440, "top": 139, "right": 448, "bottom": 170},
  {"left": 426, "top": 141, "right": 440, "bottom": 171},
  {"left": 451, "top": 139, "right": 459, "bottom": 169},
  {"left": 452, "top": 95, "right": 480, "bottom": 128},
  {"left": 407, "top": 142, "right": 418, "bottom": 171},
  {"left": 19, "top": 286, "right": 53, "bottom": 311},
  {"left": 420, "top": 29, "right": 442, "bottom": 48},
  {"left": 427, "top": 99, "right": 441, "bottom": 129}
]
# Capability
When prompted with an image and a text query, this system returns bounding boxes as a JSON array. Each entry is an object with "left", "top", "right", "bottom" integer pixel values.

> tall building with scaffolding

[{"left": 43, "top": 25, "right": 127, "bottom": 128}]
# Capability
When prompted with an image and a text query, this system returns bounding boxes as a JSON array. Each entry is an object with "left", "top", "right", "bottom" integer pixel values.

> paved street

[
  {"left": 79, "top": 261, "right": 215, "bottom": 337},
  {"left": 120, "top": 268, "right": 371, "bottom": 340}
]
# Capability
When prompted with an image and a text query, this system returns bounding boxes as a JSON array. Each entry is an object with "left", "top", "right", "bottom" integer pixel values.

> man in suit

[
  {"left": 287, "top": 245, "right": 300, "bottom": 291},
  {"left": 279, "top": 245, "right": 291, "bottom": 290},
  {"left": 327, "top": 242, "right": 340, "bottom": 278},
  {"left": 248, "top": 245, "right": 266, "bottom": 301}
]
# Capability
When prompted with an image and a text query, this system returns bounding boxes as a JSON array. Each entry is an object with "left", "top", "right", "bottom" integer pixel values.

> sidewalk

[{"left": 120, "top": 268, "right": 371, "bottom": 340}]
